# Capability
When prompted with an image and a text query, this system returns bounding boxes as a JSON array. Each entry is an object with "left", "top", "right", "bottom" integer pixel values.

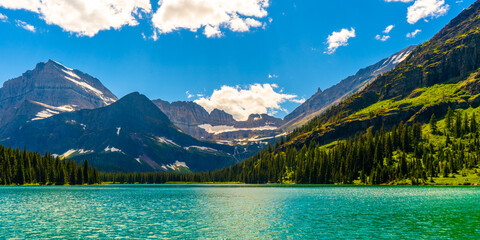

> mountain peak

[
  {"left": 0, "top": 60, "right": 118, "bottom": 127},
  {"left": 110, "top": 92, "right": 171, "bottom": 125}
]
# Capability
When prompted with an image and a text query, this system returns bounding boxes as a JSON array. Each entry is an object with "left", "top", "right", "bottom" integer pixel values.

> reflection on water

[{"left": 0, "top": 185, "right": 479, "bottom": 239}]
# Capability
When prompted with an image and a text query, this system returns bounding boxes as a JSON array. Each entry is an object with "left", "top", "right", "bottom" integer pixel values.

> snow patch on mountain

[
  {"left": 156, "top": 137, "right": 181, "bottom": 147},
  {"left": 104, "top": 146, "right": 125, "bottom": 154},
  {"left": 64, "top": 76, "right": 115, "bottom": 105},
  {"left": 116, "top": 127, "right": 121, "bottom": 136},
  {"left": 373, "top": 49, "right": 413, "bottom": 76},
  {"left": 185, "top": 146, "right": 218, "bottom": 152},
  {"left": 61, "top": 68, "right": 81, "bottom": 80},
  {"left": 61, "top": 149, "right": 94, "bottom": 158},
  {"left": 31, "top": 102, "right": 76, "bottom": 121},
  {"left": 52, "top": 60, "right": 73, "bottom": 71},
  {"left": 198, "top": 124, "right": 277, "bottom": 135},
  {"left": 161, "top": 161, "right": 189, "bottom": 171}
]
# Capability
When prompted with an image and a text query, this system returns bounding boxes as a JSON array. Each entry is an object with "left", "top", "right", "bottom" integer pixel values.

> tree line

[
  {"left": 0, "top": 146, "right": 100, "bottom": 185},
  {"left": 102, "top": 109, "right": 480, "bottom": 185}
]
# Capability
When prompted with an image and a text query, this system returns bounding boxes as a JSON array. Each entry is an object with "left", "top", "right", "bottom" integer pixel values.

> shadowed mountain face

[
  {"left": 0, "top": 92, "right": 238, "bottom": 173},
  {"left": 153, "top": 99, "right": 285, "bottom": 142},
  {"left": 0, "top": 60, "right": 117, "bottom": 127},
  {"left": 282, "top": 45, "right": 416, "bottom": 130}
]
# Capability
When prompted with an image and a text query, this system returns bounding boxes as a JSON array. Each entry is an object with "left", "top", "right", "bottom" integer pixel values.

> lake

[{"left": 0, "top": 185, "right": 479, "bottom": 239}]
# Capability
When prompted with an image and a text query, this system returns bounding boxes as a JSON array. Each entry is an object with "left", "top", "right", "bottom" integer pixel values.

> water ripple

[{"left": 0, "top": 185, "right": 479, "bottom": 239}]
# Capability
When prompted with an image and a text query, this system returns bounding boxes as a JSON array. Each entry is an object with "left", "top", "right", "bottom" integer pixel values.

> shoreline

[{"left": 1, "top": 182, "right": 478, "bottom": 187}]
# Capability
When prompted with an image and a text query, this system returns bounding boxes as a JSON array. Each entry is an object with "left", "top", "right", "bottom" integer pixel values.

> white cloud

[
  {"left": 194, "top": 83, "right": 301, "bottom": 121},
  {"left": 0, "top": 12, "right": 7, "bottom": 22},
  {"left": 268, "top": 74, "right": 278, "bottom": 79},
  {"left": 0, "top": 0, "right": 151, "bottom": 37},
  {"left": 152, "top": 0, "right": 270, "bottom": 38},
  {"left": 15, "top": 20, "right": 35, "bottom": 32},
  {"left": 186, "top": 91, "right": 194, "bottom": 99},
  {"left": 407, "top": 0, "right": 449, "bottom": 24},
  {"left": 291, "top": 98, "right": 306, "bottom": 104},
  {"left": 375, "top": 25, "right": 394, "bottom": 42},
  {"left": 375, "top": 35, "right": 391, "bottom": 42},
  {"left": 383, "top": 25, "right": 395, "bottom": 34},
  {"left": 385, "top": 0, "right": 449, "bottom": 24},
  {"left": 406, "top": 29, "right": 422, "bottom": 38},
  {"left": 325, "top": 28, "right": 356, "bottom": 55}
]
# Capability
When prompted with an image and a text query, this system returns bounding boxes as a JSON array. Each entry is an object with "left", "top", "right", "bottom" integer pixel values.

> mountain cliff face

[
  {"left": 153, "top": 99, "right": 285, "bottom": 142},
  {"left": 0, "top": 92, "right": 238, "bottom": 172},
  {"left": 280, "top": 0, "right": 480, "bottom": 148},
  {"left": 282, "top": 45, "right": 416, "bottom": 130},
  {"left": 0, "top": 60, "right": 117, "bottom": 127}
]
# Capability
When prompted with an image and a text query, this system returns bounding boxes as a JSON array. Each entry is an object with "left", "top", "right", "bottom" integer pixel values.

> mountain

[
  {"left": 0, "top": 92, "right": 238, "bottom": 173},
  {"left": 151, "top": 47, "right": 416, "bottom": 143},
  {"left": 153, "top": 99, "right": 285, "bottom": 143},
  {"left": 193, "top": 0, "right": 480, "bottom": 184},
  {"left": 0, "top": 60, "right": 117, "bottom": 127},
  {"left": 282, "top": 45, "right": 416, "bottom": 130}
]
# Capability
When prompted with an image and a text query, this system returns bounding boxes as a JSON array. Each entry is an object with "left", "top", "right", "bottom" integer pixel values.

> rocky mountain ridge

[
  {"left": 0, "top": 60, "right": 117, "bottom": 127},
  {"left": 282, "top": 45, "right": 416, "bottom": 130},
  {"left": 153, "top": 99, "right": 285, "bottom": 142}
]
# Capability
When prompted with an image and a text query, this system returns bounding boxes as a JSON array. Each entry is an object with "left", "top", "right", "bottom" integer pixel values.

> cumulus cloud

[
  {"left": 385, "top": 0, "right": 449, "bottom": 24},
  {"left": 407, "top": 0, "right": 449, "bottom": 24},
  {"left": 0, "top": 0, "right": 152, "bottom": 37},
  {"left": 152, "top": 0, "right": 270, "bottom": 38},
  {"left": 325, "top": 28, "right": 356, "bottom": 55},
  {"left": 194, "top": 83, "right": 301, "bottom": 121},
  {"left": 406, "top": 29, "right": 422, "bottom": 38},
  {"left": 15, "top": 20, "right": 35, "bottom": 32}
]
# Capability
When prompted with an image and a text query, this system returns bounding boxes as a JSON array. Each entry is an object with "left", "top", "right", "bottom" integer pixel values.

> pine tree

[
  {"left": 471, "top": 112, "right": 477, "bottom": 133},
  {"left": 430, "top": 113, "right": 437, "bottom": 134},
  {"left": 446, "top": 107, "right": 454, "bottom": 132}
]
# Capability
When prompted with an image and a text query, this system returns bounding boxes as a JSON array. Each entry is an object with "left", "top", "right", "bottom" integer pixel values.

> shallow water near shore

[{"left": 1, "top": 185, "right": 479, "bottom": 239}]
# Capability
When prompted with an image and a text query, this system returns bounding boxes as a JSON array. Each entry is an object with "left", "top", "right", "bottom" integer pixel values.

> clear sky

[{"left": 0, "top": 0, "right": 476, "bottom": 120}]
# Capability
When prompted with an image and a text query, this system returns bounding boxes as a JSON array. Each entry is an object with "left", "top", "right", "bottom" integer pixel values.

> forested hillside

[{"left": 0, "top": 145, "right": 100, "bottom": 185}]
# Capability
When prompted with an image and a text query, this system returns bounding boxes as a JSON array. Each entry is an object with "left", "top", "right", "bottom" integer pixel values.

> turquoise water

[{"left": 0, "top": 185, "right": 479, "bottom": 239}]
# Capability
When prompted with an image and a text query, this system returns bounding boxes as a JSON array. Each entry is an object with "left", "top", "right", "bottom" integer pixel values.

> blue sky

[{"left": 0, "top": 0, "right": 476, "bottom": 120}]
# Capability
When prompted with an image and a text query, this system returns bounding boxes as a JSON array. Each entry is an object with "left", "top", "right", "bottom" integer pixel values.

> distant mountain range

[
  {"left": 153, "top": 99, "right": 285, "bottom": 142},
  {"left": 0, "top": 40, "right": 416, "bottom": 173}
]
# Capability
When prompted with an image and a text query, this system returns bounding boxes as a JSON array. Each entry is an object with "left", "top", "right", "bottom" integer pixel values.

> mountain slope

[
  {"left": 279, "top": 0, "right": 480, "bottom": 149},
  {"left": 0, "top": 60, "right": 117, "bottom": 127},
  {"left": 282, "top": 45, "right": 416, "bottom": 130},
  {"left": 0, "top": 92, "right": 238, "bottom": 172}
]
